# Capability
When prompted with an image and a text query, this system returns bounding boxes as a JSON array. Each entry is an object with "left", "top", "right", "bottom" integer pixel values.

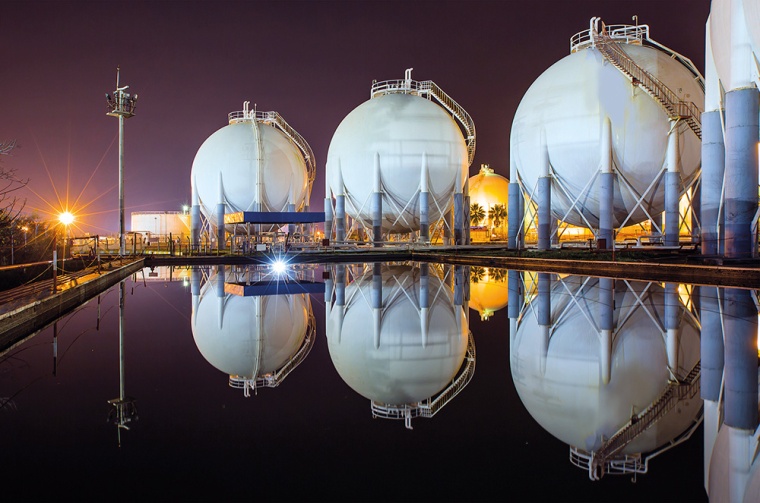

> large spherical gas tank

[
  {"left": 192, "top": 275, "right": 309, "bottom": 378},
  {"left": 327, "top": 265, "right": 468, "bottom": 404},
  {"left": 510, "top": 276, "right": 701, "bottom": 454},
  {"left": 191, "top": 121, "right": 308, "bottom": 227},
  {"left": 709, "top": 0, "right": 760, "bottom": 90},
  {"left": 327, "top": 93, "right": 468, "bottom": 233},
  {"left": 511, "top": 44, "right": 703, "bottom": 228}
]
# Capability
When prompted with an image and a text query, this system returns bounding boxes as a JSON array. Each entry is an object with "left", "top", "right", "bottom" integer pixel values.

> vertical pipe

[
  {"left": 598, "top": 278, "right": 614, "bottom": 384},
  {"left": 118, "top": 282, "right": 126, "bottom": 400},
  {"left": 599, "top": 117, "right": 614, "bottom": 250},
  {"left": 665, "top": 123, "right": 681, "bottom": 247},
  {"left": 119, "top": 115, "right": 125, "bottom": 256},
  {"left": 538, "top": 139, "right": 551, "bottom": 250},
  {"left": 723, "top": 287, "right": 759, "bottom": 430},
  {"left": 724, "top": 88, "right": 759, "bottom": 258},
  {"left": 372, "top": 153, "right": 383, "bottom": 246},
  {"left": 419, "top": 153, "right": 430, "bottom": 242}
]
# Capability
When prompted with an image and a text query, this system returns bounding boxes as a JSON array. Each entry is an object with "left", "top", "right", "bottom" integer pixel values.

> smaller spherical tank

[
  {"left": 327, "top": 92, "right": 468, "bottom": 234},
  {"left": 192, "top": 274, "right": 309, "bottom": 378},
  {"left": 468, "top": 164, "right": 509, "bottom": 241},
  {"left": 191, "top": 117, "right": 309, "bottom": 228},
  {"left": 326, "top": 265, "right": 468, "bottom": 404}
]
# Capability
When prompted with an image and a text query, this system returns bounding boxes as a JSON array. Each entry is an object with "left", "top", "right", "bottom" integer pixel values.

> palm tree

[
  {"left": 489, "top": 203, "right": 508, "bottom": 239},
  {"left": 470, "top": 203, "right": 486, "bottom": 226},
  {"left": 470, "top": 266, "right": 485, "bottom": 283}
]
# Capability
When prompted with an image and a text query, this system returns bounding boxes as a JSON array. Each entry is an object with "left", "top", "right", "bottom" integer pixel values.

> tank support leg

[
  {"left": 508, "top": 182, "right": 522, "bottom": 249},
  {"left": 371, "top": 263, "right": 382, "bottom": 349},
  {"left": 537, "top": 177, "right": 551, "bottom": 250},
  {"left": 723, "top": 287, "right": 759, "bottom": 430},
  {"left": 537, "top": 273, "right": 551, "bottom": 374},
  {"left": 724, "top": 88, "right": 759, "bottom": 258},
  {"left": 215, "top": 203, "right": 226, "bottom": 251},
  {"left": 598, "top": 278, "right": 614, "bottom": 384},
  {"left": 665, "top": 123, "right": 681, "bottom": 247},
  {"left": 336, "top": 195, "right": 346, "bottom": 242},
  {"left": 664, "top": 283, "right": 680, "bottom": 377},
  {"left": 701, "top": 111, "right": 726, "bottom": 255},
  {"left": 454, "top": 192, "right": 464, "bottom": 246}
]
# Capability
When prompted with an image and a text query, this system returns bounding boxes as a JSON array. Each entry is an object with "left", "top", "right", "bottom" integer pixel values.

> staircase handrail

[
  {"left": 592, "top": 22, "right": 702, "bottom": 139},
  {"left": 589, "top": 361, "right": 701, "bottom": 479},
  {"left": 370, "top": 78, "right": 477, "bottom": 166}
]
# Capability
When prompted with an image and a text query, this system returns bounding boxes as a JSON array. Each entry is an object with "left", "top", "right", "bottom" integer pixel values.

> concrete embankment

[{"left": 0, "top": 259, "right": 145, "bottom": 353}]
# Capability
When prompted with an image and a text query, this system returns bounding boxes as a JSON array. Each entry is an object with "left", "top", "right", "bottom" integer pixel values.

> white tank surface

[
  {"left": 191, "top": 105, "right": 309, "bottom": 228},
  {"left": 327, "top": 264, "right": 468, "bottom": 405},
  {"left": 192, "top": 272, "right": 309, "bottom": 379},
  {"left": 708, "top": 0, "right": 760, "bottom": 91},
  {"left": 511, "top": 276, "right": 701, "bottom": 455},
  {"left": 511, "top": 24, "right": 703, "bottom": 229},
  {"left": 326, "top": 74, "right": 469, "bottom": 234},
  {"left": 131, "top": 211, "right": 190, "bottom": 237},
  {"left": 469, "top": 267, "right": 508, "bottom": 321}
]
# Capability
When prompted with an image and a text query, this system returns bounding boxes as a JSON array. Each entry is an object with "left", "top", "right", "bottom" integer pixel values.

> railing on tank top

[
  {"left": 228, "top": 110, "right": 317, "bottom": 194},
  {"left": 590, "top": 22, "right": 702, "bottom": 140},
  {"left": 370, "top": 79, "right": 476, "bottom": 166}
]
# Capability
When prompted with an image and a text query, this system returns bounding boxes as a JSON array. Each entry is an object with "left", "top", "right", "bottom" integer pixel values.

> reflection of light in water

[{"left": 469, "top": 267, "right": 508, "bottom": 321}]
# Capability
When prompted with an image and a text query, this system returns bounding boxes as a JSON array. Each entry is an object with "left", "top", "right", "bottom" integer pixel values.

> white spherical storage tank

[
  {"left": 326, "top": 264, "right": 468, "bottom": 405},
  {"left": 191, "top": 107, "right": 309, "bottom": 228},
  {"left": 510, "top": 23, "right": 703, "bottom": 229},
  {"left": 511, "top": 276, "right": 701, "bottom": 460},
  {"left": 326, "top": 74, "right": 470, "bottom": 236},
  {"left": 191, "top": 271, "right": 310, "bottom": 381}
]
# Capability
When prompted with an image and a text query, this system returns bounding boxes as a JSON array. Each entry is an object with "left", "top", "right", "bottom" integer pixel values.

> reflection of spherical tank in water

[
  {"left": 510, "top": 276, "right": 700, "bottom": 455},
  {"left": 192, "top": 276, "right": 309, "bottom": 379},
  {"left": 510, "top": 42, "right": 702, "bottom": 228},
  {"left": 326, "top": 93, "right": 468, "bottom": 234},
  {"left": 469, "top": 267, "right": 508, "bottom": 321},
  {"left": 191, "top": 116, "right": 309, "bottom": 228},
  {"left": 327, "top": 265, "right": 468, "bottom": 405}
]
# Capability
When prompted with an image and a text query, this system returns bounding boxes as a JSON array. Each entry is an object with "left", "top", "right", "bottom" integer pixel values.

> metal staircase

[
  {"left": 371, "top": 70, "right": 477, "bottom": 166},
  {"left": 588, "top": 361, "right": 701, "bottom": 480},
  {"left": 590, "top": 20, "right": 702, "bottom": 140}
]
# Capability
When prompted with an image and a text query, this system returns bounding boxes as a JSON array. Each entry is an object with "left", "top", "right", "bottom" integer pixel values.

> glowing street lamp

[{"left": 52, "top": 212, "right": 75, "bottom": 293}]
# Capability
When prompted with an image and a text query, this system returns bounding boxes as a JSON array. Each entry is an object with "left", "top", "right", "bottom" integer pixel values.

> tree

[
  {"left": 489, "top": 203, "right": 507, "bottom": 239},
  {"left": 470, "top": 202, "right": 486, "bottom": 226},
  {"left": 0, "top": 140, "right": 29, "bottom": 264}
]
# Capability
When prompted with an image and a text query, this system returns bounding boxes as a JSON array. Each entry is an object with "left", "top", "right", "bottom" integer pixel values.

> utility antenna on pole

[{"left": 106, "top": 67, "right": 138, "bottom": 256}]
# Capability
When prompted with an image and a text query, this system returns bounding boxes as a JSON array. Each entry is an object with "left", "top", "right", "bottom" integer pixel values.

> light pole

[{"left": 106, "top": 68, "right": 138, "bottom": 257}]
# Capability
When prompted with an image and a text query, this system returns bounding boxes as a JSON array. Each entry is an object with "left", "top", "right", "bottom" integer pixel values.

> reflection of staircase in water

[
  {"left": 574, "top": 361, "right": 701, "bottom": 480},
  {"left": 591, "top": 21, "right": 702, "bottom": 140},
  {"left": 370, "top": 332, "right": 476, "bottom": 429}
]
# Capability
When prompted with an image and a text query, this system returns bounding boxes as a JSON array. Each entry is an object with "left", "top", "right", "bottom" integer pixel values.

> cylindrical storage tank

[
  {"left": 191, "top": 271, "right": 310, "bottom": 379},
  {"left": 131, "top": 211, "right": 190, "bottom": 237},
  {"left": 191, "top": 111, "right": 309, "bottom": 228},
  {"left": 468, "top": 164, "right": 510, "bottom": 241},
  {"left": 326, "top": 264, "right": 468, "bottom": 404},
  {"left": 510, "top": 276, "right": 701, "bottom": 456},
  {"left": 510, "top": 28, "right": 703, "bottom": 229},
  {"left": 326, "top": 87, "right": 468, "bottom": 234}
]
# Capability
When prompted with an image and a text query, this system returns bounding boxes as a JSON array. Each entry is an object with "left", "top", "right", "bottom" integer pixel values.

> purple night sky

[{"left": 0, "top": 0, "right": 710, "bottom": 235}]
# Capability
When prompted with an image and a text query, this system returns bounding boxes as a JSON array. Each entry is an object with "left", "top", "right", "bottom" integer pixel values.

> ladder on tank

[
  {"left": 590, "top": 19, "right": 702, "bottom": 140},
  {"left": 588, "top": 360, "right": 701, "bottom": 480},
  {"left": 371, "top": 70, "right": 477, "bottom": 166}
]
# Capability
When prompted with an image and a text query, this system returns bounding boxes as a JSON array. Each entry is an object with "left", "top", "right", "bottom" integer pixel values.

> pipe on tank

[
  {"left": 372, "top": 153, "right": 383, "bottom": 246},
  {"left": 420, "top": 153, "right": 430, "bottom": 242},
  {"left": 537, "top": 140, "right": 552, "bottom": 251},
  {"left": 664, "top": 122, "right": 681, "bottom": 247}
]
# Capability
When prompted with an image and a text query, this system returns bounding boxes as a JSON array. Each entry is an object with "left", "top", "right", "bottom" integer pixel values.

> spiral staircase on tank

[{"left": 588, "top": 17, "right": 703, "bottom": 140}]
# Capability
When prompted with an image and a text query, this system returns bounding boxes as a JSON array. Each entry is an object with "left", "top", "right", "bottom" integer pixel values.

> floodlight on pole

[{"left": 106, "top": 67, "right": 138, "bottom": 256}]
